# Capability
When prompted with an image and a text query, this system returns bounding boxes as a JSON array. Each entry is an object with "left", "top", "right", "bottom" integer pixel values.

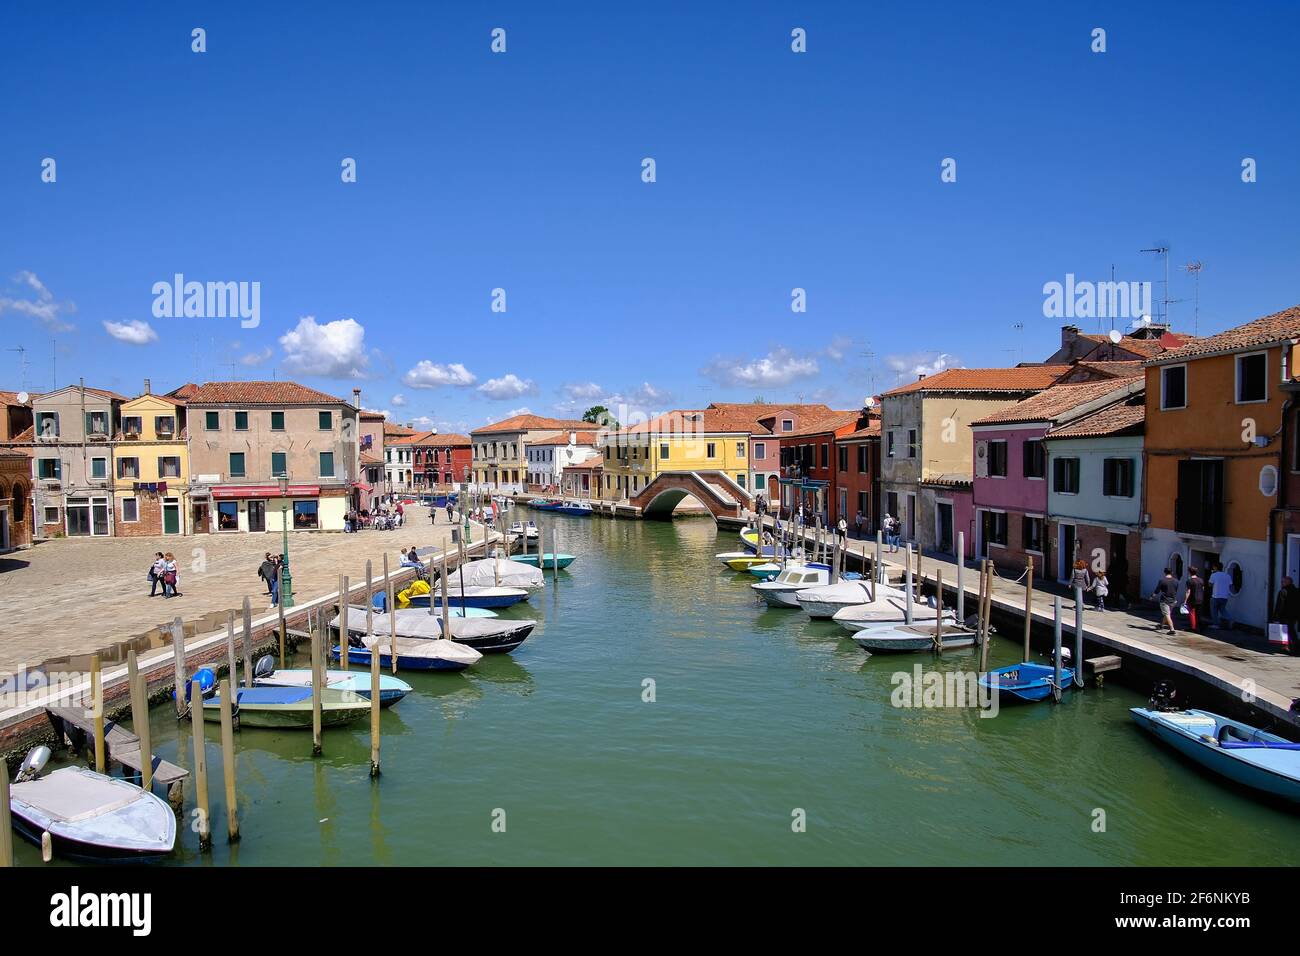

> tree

[{"left": 583, "top": 405, "right": 619, "bottom": 430}]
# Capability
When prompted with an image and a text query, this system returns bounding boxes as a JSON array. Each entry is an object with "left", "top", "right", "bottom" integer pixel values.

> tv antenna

[
  {"left": 1140, "top": 245, "right": 1173, "bottom": 325},
  {"left": 6, "top": 346, "right": 29, "bottom": 392},
  {"left": 1012, "top": 322, "right": 1025, "bottom": 363},
  {"left": 1182, "top": 260, "right": 1205, "bottom": 335}
]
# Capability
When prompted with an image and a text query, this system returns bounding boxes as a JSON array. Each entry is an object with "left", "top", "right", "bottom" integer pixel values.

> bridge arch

[{"left": 630, "top": 470, "right": 753, "bottom": 522}]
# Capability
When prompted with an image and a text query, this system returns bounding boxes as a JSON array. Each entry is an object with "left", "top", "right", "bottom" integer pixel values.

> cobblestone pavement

[{"left": 0, "top": 504, "right": 466, "bottom": 672}]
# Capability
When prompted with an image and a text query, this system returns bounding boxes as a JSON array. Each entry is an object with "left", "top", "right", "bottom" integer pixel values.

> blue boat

[
  {"left": 252, "top": 656, "right": 412, "bottom": 706},
  {"left": 333, "top": 638, "right": 482, "bottom": 672},
  {"left": 1131, "top": 706, "right": 1300, "bottom": 805},
  {"left": 511, "top": 552, "right": 576, "bottom": 569},
  {"left": 399, "top": 585, "right": 528, "bottom": 609},
  {"left": 554, "top": 501, "right": 593, "bottom": 517},
  {"left": 978, "top": 662, "right": 1075, "bottom": 703},
  {"left": 371, "top": 591, "right": 497, "bottom": 616}
]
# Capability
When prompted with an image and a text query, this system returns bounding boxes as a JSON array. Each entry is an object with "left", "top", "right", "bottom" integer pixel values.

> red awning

[{"left": 212, "top": 484, "right": 321, "bottom": 500}]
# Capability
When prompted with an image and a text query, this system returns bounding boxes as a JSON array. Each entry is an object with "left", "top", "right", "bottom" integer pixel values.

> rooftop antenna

[
  {"left": 1012, "top": 321, "right": 1025, "bottom": 363},
  {"left": 1140, "top": 245, "right": 1172, "bottom": 324},
  {"left": 1182, "top": 260, "right": 1204, "bottom": 335},
  {"left": 50, "top": 335, "right": 56, "bottom": 390},
  {"left": 6, "top": 346, "right": 29, "bottom": 392}
]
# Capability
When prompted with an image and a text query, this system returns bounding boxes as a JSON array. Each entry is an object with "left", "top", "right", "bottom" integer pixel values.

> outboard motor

[
  {"left": 173, "top": 667, "right": 216, "bottom": 703},
  {"left": 254, "top": 655, "right": 276, "bottom": 679},
  {"left": 15, "top": 745, "right": 51, "bottom": 783},
  {"left": 1149, "top": 680, "right": 1181, "bottom": 712}
]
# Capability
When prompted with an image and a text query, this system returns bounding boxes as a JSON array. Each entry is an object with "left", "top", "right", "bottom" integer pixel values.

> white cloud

[
  {"left": 102, "top": 319, "right": 158, "bottom": 345},
  {"left": 886, "top": 351, "right": 956, "bottom": 380},
  {"left": 561, "top": 382, "right": 604, "bottom": 400},
  {"left": 391, "top": 393, "right": 408, "bottom": 407},
  {"left": 505, "top": 406, "right": 533, "bottom": 418},
  {"left": 0, "top": 271, "right": 76, "bottom": 332},
  {"left": 279, "top": 316, "right": 370, "bottom": 378},
  {"left": 403, "top": 361, "right": 476, "bottom": 389},
  {"left": 704, "top": 348, "right": 820, "bottom": 388},
  {"left": 478, "top": 373, "right": 537, "bottom": 400},
  {"left": 240, "top": 346, "right": 273, "bottom": 367},
  {"left": 409, "top": 415, "right": 438, "bottom": 430}
]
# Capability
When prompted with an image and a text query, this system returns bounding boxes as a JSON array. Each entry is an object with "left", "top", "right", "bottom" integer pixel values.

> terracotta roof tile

[
  {"left": 972, "top": 379, "right": 1143, "bottom": 427},
  {"left": 1145, "top": 305, "right": 1300, "bottom": 365},
  {"left": 0, "top": 390, "right": 31, "bottom": 407},
  {"left": 838, "top": 422, "right": 882, "bottom": 441},
  {"left": 783, "top": 410, "right": 867, "bottom": 439},
  {"left": 473, "top": 415, "right": 590, "bottom": 435},
  {"left": 882, "top": 366, "right": 1070, "bottom": 396},
  {"left": 1046, "top": 395, "right": 1146, "bottom": 439},
  {"left": 529, "top": 430, "right": 600, "bottom": 446},
  {"left": 424, "top": 433, "right": 471, "bottom": 447},
  {"left": 187, "top": 381, "right": 349, "bottom": 405},
  {"left": 384, "top": 422, "right": 416, "bottom": 437}
]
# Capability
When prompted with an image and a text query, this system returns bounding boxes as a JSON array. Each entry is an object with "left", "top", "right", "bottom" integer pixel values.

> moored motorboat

[
  {"left": 8, "top": 747, "right": 176, "bottom": 863},
  {"left": 511, "top": 552, "right": 576, "bottom": 569},
  {"left": 554, "top": 500, "right": 594, "bottom": 516},
  {"left": 850, "top": 621, "right": 978, "bottom": 653},
  {"left": 748, "top": 562, "right": 782, "bottom": 580},
  {"left": 371, "top": 589, "right": 497, "bottom": 616},
  {"left": 977, "top": 662, "right": 1075, "bottom": 703},
  {"left": 453, "top": 557, "right": 545, "bottom": 591},
  {"left": 202, "top": 685, "right": 371, "bottom": 728},
  {"left": 430, "top": 585, "right": 530, "bottom": 608},
  {"left": 509, "top": 520, "right": 540, "bottom": 539},
  {"left": 336, "top": 637, "right": 483, "bottom": 671},
  {"left": 831, "top": 592, "right": 954, "bottom": 632},
  {"left": 437, "top": 615, "right": 536, "bottom": 654},
  {"left": 795, "top": 579, "right": 883, "bottom": 619},
  {"left": 1130, "top": 697, "right": 1300, "bottom": 804},
  {"left": 334, "top": 606, "right": 533, "bottom": 655},
  {"left": 252, "top": 655, "right": 412, "bottom": 706},
  {"left": 752, "top": 563, "right": 832, "bottom": 607}
]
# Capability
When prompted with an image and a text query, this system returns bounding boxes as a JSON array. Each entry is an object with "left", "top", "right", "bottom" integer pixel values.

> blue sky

[{"left": 2, "top": 1, "right": 1297, "bottom": 434}]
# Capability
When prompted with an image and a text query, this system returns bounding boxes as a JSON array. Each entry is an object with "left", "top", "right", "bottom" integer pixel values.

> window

[
  {"left": 753, "top": 443, "right": 765, "bottom": 461},
  {"left": 737, "top": 473, "right": 746, "bottom": 488},
  {"left": 906, "top": 429, "right": 918, "bottom": 459},
  {"left": 123, "top": 416, "right": 142, "bottom": 436},
  {"left": 988, "top": 440, "right": 1008, "bottom": 477},
  {"left": 1053, "top": 457, "right": 1080, "bottom": 494},
  {"left": 90, "top": 457, "right": 107, "bottom": 480},
  {"left": 821, "top": 443, "right": 829, "bottom": 468},
  {"left": 319, "top": 452, "right": 335, "bottom": 477},
  {"left": 155, "top": 415, "right": 175, "bottom": 435},
  {"left": 217, "top": 501, "right": 239, "bottom": 531},
  {"left": 858, "top": 491, "right": 869, "bottom": 516},
  {"left": 1161, "top": 365, "right": 1187, "bottom": 410},
  {"left": 1023, "top": 440, "right": 1045, "bottom": 479},
  {"left": 1237, "top": 352, "right": 1267, "bottom": 403},
  {"left": 1226, "top": 561, "right": 1243, "bottom": 595},
  {"left": 229, "top": 452, "right": 246, "bottom": 478},
  {"left": 85, "top": 411, "right": 107, "bottom": 435},
  {"left": 986, "top": 511, "right": 1008, "bottom": 546},
  {"left": 43, "top": 506, "right": 59, "bottom": 523},
  {"left": 706, "top": 442, "right": 717, "bottom": 458},
  {"left": 858, "top": 445, "right": 869, "bottom": 473},
  {"left": 838, "top": 446, "right": 848, "bottom": 471},
  {"left": 122, "top": 498, "right": 139, "bottom": 522},
  {"left": 1103, "top": 458, "right": 1135, "bottom": 497},
  {"left": 205, "top": 411, "right": 220, "bottom": 431},
  {"left": 781, "top": 419, "right": 793, "bottom": 432},
  {"left": 1022, "top": 515, "right": 1045, "bottom": 553},
  {"left": 271, "top": 411, "right": 285, "bottom": 431},
  {"left": 736, "top": 442, "right": 745, "bottom": 458},
  {"left": 319, "top": 411, "right": 332, "bottom": 430},
  {"left": 1175, "top": 459, "right": 1224, "bottom": 536},
  {"left": 234, "top": 411, "right": 249, "bottom": 431},
  {"left": 37, "top": 458, "right": 61, "bottom": 479},
  {"left": 158, "top": 456, "right": 181, "bottom": 478},
  {"left": 36, "top": 411, "right": 59, "bottom": 438},
  {"left": 887, "top": 431, "right": 896, "bottom": 458},
  {"left": 117, "top": 457, "right": 139, "bottom": 479}
]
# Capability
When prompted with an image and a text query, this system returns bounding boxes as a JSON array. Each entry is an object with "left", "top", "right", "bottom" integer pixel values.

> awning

[{"left": 212, "top": 484, "right": 321, "bottom": 500}]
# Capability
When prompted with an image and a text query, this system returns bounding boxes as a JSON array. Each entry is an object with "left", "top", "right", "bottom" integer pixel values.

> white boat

[
  {"left": 795, "top": 579, "right": 889, "bottom": 619},
  {"left": 831, "top": 591, "right": 954, "bottom": 632},
  {"left": 509, "top": 520, "right": 539, "bottom": 539},
  {"left": 333, "top": 606, "right": 534, "bottom": 655},
  {"left": 8, "top": 748, "right": 176, "bottom": 862},
  {"left": 752, "top": 564, "right": 832, "bottom": 608},
  {"left": 850, "top": 621, "right": 976, "bottom": 653},
  {"left": 252, "top": 656, "right": 413, "bottom": 706}
]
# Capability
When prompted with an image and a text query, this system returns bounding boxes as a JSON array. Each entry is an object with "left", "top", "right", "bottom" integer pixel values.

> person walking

[
  {"left": 1208, "top": 562, "right": 1234, "bottom": 629},
  {"left": 446, "top": 501, "right": 455, "bottom": 522},
  {"left": 1069, "top": 560, "right": 1092, "bottom": 608},
  {"left": 1185, "top": 566, "right": 1206, "bottom": 632},
  {"left": 1091, "top": 570, "right": 1109, "bottom": 612},
  {"left": 1272, "top": 575, "right": 1300, "bottom": 656},
  {"left": 258, "top": 552, "right": 277, "bottom": 595},
  {"left": 854, "top": 510, "right": 864, "bottom": 539},
  {"left": 163, "top": 552, "right": 180, "bottom": 598},
  {"left": 268, "top": 556, "right": 280, "bottom": 609},
  {"left": 837, "top": 516, "right": 848, "bottom": 541},
  {"left": 1152, "top": 567, "right": 1179, "bottom": 636},
  {"left": 148, "top": 551, "right": 165, "bottom": 597}
]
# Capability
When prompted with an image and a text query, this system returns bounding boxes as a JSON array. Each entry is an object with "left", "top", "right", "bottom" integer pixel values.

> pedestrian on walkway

[
  {"left": 1152, "top": 568, "right": 1179, "bottom": 635},
  {"left": 148, "top": 551, "right": 165, "bottom": 597},
  {"left": 1209, "top": 562, "right": 1234, "bottom": 629},
  {"left": 854, "top": 511, "right": 863, "bottom": 539},
  {"left": 837, "top": 517, "right": 848, "bottom": 540},
  {"left": 1070, "top": 560, "right": 1092, "bottom": 606},
  {"left": 1272, "top": 575, "right": 1300, "bottom": 656},
  {"left": 1091, "top": 570, "right": 1109, "bottom": 612},
  {"left": 1185, "top": 566, "right": 1206, "bottom": 632},
  {"left": 162, "top": 552, "right": 180, "bottom": 598},
  {"left": 258, "top": 552, "right": 276, "bottom": 595},
  {"left": 446, "top": 501, "right": 455, "bottom": 522},
  {"left": 268, "top": 555, "right": 280, "bottom": 609}
]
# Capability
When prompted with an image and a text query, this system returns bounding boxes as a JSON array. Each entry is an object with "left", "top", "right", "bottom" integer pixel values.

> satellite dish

[
  {"left": 1141, "top": 315, "right": 1152, "bottom": 326},
  {"left": 16, "top": 391, "right": 29, "bottom": 404},
  {"left": 1107, "top": 330, "right": 1122, "bottom": 345}
]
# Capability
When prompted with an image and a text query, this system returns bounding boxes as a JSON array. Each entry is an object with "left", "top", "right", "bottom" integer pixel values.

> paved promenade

[
  {"left": 752, "top": 516, "right": 1300, "bottom": 729},
  {"left": 0, "top": 504, "right": 462, "bottom": 673}
]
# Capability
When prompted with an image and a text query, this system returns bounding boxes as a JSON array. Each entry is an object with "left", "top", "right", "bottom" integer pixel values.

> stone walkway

[
  {"left": 0, "top": 504, "right": 465, "bottom": 673},
  {"left": 753, "top": 517, "right": 1300, "bottom": 728}
]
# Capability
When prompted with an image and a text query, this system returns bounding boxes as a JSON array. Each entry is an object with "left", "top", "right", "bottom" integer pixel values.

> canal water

[{"left": 19, "top": 515, "right": 1300, "bottom": 865}]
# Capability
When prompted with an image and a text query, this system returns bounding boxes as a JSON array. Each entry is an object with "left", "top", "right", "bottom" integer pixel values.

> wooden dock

[{"left": 45, "top": 705, "right": 188, "bottom": 806}]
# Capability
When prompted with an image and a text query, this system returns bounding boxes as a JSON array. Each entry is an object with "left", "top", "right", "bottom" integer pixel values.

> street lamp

[{"left": 278, "top": 474, "right": 295, "bottom": 608}]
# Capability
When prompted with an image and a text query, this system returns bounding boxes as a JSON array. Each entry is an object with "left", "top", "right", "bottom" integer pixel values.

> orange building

[{"left": 1142, "top": 305, "right": 1300, "bottom": 630}]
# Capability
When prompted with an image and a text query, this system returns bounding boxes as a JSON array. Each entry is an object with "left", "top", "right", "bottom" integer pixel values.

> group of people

[
  {"left": 257, "top": 552, "right": 285, "bottom": 608},
  {"left": 1067, "top": 560, "right": 1112, "bottom": 611},
  {"left": 1151, "top": 563, "right": 1237, "bottom": 637},
  {"left": 345, "top": 501, "right": 405, "bottom": 532},
  {"left": 881, "top": 513, "right": 904, "bottom": 552},
  {"left": 146, "top": 552, "right": 181, "bottom": 598}
]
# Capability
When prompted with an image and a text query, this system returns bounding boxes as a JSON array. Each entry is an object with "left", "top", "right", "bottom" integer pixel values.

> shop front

[{"left": 209, "top": 484, "right": 343, "bottom": 532}]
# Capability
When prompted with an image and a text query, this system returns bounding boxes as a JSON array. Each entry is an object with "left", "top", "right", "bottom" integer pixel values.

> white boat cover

[
  {"left": 832, "top": 593, "right": 954, "bottom": 629},
  {"left": 10, "top": 766, "right": 175, "bottom": 853},
  {"left": 333, "top": 607, "right": 528, "bottom": 643},
  {"left": 452, "top": 558, "right": 544, "bottom": 591}
]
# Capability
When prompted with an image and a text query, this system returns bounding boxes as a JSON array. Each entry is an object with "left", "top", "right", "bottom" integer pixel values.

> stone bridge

[{"left": 630, "top": 471, "right": 753, "bottom": 521}]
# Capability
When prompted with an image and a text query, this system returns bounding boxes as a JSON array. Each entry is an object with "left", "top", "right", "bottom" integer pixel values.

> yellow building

[
  {"left": 113, "top": 390, "right": 189, "bottom": 536},
  {"left": 597, "top": 408, "right": 752, "bottom": 501}
]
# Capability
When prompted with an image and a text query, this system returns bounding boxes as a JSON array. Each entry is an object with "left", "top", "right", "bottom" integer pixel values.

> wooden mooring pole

[
  {"left": 226, "top": 612, "right": 238, "bottom": 687},
  {"left": 933, "top": 571, "right": 945, "bottom": 653},
  {"left": 241, "top": 598, "right": 253, "bottom": 684},
  {"left": 0, "top": 760, "right": 11, "bottom": 867},
  {"left": 955, "top": 532, "right": 965, "bottom": 623},
  {"left": 171, "top": 618, "right": 187, "bottom": 719},
  {"left": 339, "top": 575, "right": 350, "bottom": 672},
  {"left": 310, "top": 608, "right": 323, "bottom": 756},
  {"left": 1053, "top": 596, "right": 1064, "bottom": 703},
  {"left": 1022, "top": 558, "right": 1034, "bottom": 663},
  {"left": 189, "top": 679, "right": 211, "bottom": 851},
  {"left": 1074, "top": 584, "right": 1085, "bottom": 688},
  {"left": 90, "top": 654, "right": 105, "bottom": 773},
  {"left": 127, "top": 649, "right": 153, "bottom": 791},
  {"left": 218, "top": 678, "right": 240, "bottom": 843},
  {"left": 385, "top": 554, "right": 398, "bottom": 675},
  {"left": 369, "top": 623, "right": 381, "bottom": 778}
]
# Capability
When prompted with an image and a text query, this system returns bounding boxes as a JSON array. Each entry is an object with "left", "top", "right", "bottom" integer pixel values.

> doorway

[
  {"left": 936, "top": 502, "right": 954, "bottom": 555},
  {"left": 247, "top": 500, "right": 266, "bottom": 533},
  {"left": 1058, "top": 523, "right": 1076, "bottom": 582},
  {"left": 163, "top": 498, "right": 181, "bottom": 535},
  {"left": 1108, "top": 532, "right": 1129, "bottom": 601},
  {"left": 193, "top": 502, "right": 209, "bottom": 533}
]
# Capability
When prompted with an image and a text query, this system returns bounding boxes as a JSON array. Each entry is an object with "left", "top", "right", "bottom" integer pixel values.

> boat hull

[
  {"left": 851, "top": 623, "right": 978, "bottom": 652},
  {"left": 256, "top": 669, "right": 411, "bottom": 706},
  {"left": 511, "top": 553, "right": 575, "bottom": 568},
  {"left": 203, "top": 687, "right": 370, "bottom": 727},
  {"left": 337, "top": 645, "right": 473, "bottom": 672},
  {"left": 978, "top": 663, "right": 1075, "bottom": 703},
  {"left": 753, "top": 584, "right": 808, "bottom": 608},
  {"left": 449, "top": 621, "right": 535, "bottom": 654}
]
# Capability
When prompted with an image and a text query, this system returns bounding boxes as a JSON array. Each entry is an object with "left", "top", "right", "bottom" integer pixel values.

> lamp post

[{"left": 278, "top": 475, "right": 295, "bottom": 608}]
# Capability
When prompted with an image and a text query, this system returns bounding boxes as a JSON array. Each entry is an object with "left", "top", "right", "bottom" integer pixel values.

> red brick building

[
  {"left": 417, "top": 434, "right": 472, "bottom": 488},
  {"left": 778, "top": 408, "right": 877, "bottom": 527},
  {"left": 835, "top": 420, "right": 881, "bottom": 537}
]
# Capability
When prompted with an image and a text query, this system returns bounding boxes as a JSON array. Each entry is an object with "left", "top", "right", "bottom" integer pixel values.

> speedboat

[
  {"left": 8, "top": 747, "right": 176, "bottom": 863},
  {"left": 251, "top": 655, "right": 412, "bottom": 706},
  {"left": 438, "top": 615, "right": 536, "bottom": 654},
  {"left": 752, "top": 564, "right": 832, "bottom": 608},
  {"left": 851, "top": 621, "right": 976, "bottom": 653},
  {"left": 509, "top": 520, "right": 540, "bottom": 539},
  {"left": 202, "top": 685, "right": 371, "bottom": 728},
  {"left": 453, "top": 557, "right": 545, "bottom": 591},
  {"left": 748, "top": 562, "right": 782, "bottom": 581},
  {"left": 371, "top": 590, "right": 497, "bottom": 616},
  {"left": 1131, "top": 698, "right": 1300, "bottom": 804},
  {"left": 334, "top": 606, "right": 533, "bottom": 656},
  {"left": 429, "top": 585, "right": 530, "bottom": 608},
  {"left": 795, "top": 579, "right": 883, "bottom": 619},
  {"left": 554, "top": 500, "right": 593, "bottom": 517}
]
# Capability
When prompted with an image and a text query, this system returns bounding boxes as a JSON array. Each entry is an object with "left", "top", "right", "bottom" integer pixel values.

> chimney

[
  {"left": 917, "top": 373, "right": 926, "bottom": 381},
  {"left": 569, "top": 431, "right": 577, "bottom": 444},
  {"left": 352, "top": 387, "right": 361, "bottom": 409},
  {"left": 143, "top": 378, "right": 151, "bottom": 395},
  {"left": 1061, "top": 324, "right": 1080, "bottom": 349}
]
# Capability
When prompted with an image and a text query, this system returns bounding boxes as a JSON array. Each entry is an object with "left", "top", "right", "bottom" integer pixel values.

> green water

[{"left": 19, "top": 517, "right": 1300, "bottom": 865}]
